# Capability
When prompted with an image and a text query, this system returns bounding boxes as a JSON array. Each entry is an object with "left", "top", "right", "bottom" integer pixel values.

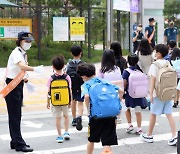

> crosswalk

[{"left": 0, "top": 110, "right": 179, "bottom": 154}]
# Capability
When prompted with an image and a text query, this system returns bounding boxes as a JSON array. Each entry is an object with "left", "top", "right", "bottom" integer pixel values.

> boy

[
  {"left": 141, "top": 44, "right": 177, "bottom": 146},
  {"left": 77, "top": 63, "right": 121, "bottom": 154},
  {"left": 47, "top": 55, "right": 71, "bottom": 143},
  {"left": 164, "top": 40, "right": 176, "bottom": 61},
  {"left": 66, "top": 45, "right": 84, "bottom": 131}
]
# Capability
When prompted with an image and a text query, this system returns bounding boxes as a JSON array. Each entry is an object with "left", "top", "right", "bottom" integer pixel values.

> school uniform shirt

[
  {"left": 132, "top": 31, "right": 144, "bottom": 52},
  {"left": 148, "top": 59, "right": 168, "bottom": 97},
  {"left": 164, "top": 27, "right": 178, "bottom": 43},
  {"left": 6, "top": 47, "right": 27, "bottom": 79},
  {"left": 122, "top": 66, "right": 147, "bottom": 109}
]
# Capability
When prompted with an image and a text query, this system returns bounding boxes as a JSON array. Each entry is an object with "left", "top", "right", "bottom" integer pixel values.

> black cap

[
  {"left": 18, "top": 32, "right": 34, "bottom": 41},
  {"left": 149, "top": 17, "right": 155, "bottom": 22}
]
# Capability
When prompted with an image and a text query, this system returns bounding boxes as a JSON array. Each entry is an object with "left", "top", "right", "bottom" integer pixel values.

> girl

[
  {"left": 98, "top": 49, "right": 124, "bottom": 123},
  {"left": 122, "top": 54, "right": 146, "bottom": 135}
]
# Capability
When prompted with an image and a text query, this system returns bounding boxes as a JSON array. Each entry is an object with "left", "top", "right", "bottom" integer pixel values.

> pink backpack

[{"left": 126, "top": 68, "right": 149, "bottom": 98}]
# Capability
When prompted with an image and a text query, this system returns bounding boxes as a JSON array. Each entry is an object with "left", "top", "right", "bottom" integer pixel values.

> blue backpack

[{"left": 88, "top": 78, "right": 121, "bottom": 118}]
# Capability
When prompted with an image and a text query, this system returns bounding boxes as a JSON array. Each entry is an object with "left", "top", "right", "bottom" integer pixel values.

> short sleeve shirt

[
  {"left": 6, "top": 47, "right": 27, "bottom": 79},
  {"left": 132, "top": 31, "right": 144, "bottom": 41},
  {"left": 145, "top": 25, "right": 155, "bottom": 41},
  {"left": 164, "top": 27, "right": 178, "bottom": 43}
]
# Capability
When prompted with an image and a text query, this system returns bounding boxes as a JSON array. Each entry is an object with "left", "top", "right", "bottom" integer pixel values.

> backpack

[
  {"left": 88, "top": 78, "right": 121, "bottom": 119},
  {"left": 66, "top": 60, "right": 84, "bottom": 95},
  {"left": 126, "top": 68, "right": 149, "bottom": 98},
  {"left": 50, "top": 74, "right": 71, "bottom": 106},
  {"left": 177, "top": 130, "right": 180, "bottom": 154},
  {"left": 171, "top": 58, "right": 180, "bottom": 78},
  {"left": 153, "top": 61, "right": 177, "bottom": 101}
]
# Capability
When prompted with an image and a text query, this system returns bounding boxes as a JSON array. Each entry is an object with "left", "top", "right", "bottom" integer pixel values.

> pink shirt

[{"left": 47, "top": 73, "right": 72, "bottom": 90}]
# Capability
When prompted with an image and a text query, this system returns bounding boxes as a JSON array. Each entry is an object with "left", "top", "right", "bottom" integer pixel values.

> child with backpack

[
  {"left": 141, "top": 44, "right": 177, "bottom": 146},
  {"left": 122, "top": 54, "right": 148, "bottom": 135},
  {"left": 170, "top": 48, "right": 180, "bottom": 108},
  {"left": 98, "top": 49, "right": 123, "bottom": 123},
  {"left": 77, "top": 63, "right": 122, "bottom": 154},
  {"left": 66, "top": 45, "right": 84, "bottom": 131},
  {"left": 47, "top": 55, "right": 71, "bottom": 143}
]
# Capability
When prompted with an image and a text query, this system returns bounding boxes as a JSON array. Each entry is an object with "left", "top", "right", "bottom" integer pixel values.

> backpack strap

[
  {"left": 51, "top": 74, "right": 67, "bottom": 80},
  {"left": 153, "top": 61, "right": 169, "bottom": 69}
]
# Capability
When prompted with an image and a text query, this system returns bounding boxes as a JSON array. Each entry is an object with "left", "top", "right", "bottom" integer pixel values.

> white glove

[
  {"left": 25, "top": 82, "right": 35, "bottom": 93},
  {"left": 34, "top": 65, "right": 44, "bottom": 74}
]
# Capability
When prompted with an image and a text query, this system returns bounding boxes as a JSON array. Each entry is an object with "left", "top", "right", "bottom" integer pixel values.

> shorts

[
  {"left": 72, "top": 92, "right": 84, "bottom": 102},
  {"left": 150, "top": 97, "right": 173, "bottom": 115},
  {"left": 88, "top": 117, "right": 118, "bottom": 146},
  {"left": 51, "top": 105, "right": 69, "bottom": 117}
]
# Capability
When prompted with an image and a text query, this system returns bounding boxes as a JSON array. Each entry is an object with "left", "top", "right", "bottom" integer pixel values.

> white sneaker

[
  {"left": 126, "top": 125, "right": 134, "bottom": 133},
  {"left": 168, "top": 137, "right": 177, "bottom": 146},
  {"left": 136, "top": 129, "right": 143, "bottom": 135},
  {"left": 140, "top": 133, "right": 154, "bottom": 143}
]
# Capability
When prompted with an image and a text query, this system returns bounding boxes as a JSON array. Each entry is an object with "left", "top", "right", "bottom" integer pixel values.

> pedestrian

[
  {"left": 164, "top": 21, "right": 178, "bottom": 46},
  {"left": 122, "top": 54, "right": 147, "bottom": 135},
  {"left": 98, "top": 49, "right": 124, "bottom": 123},
  {"left": 47, "top": 55, "right": 71, "bottom": 143},
  {"left": 170, "top": 48, "right": 180, "bottom": 108},
  {"left": 5, "top": 32, "right": 43, "bottom": 152},
  {"left": 66, "top": 45, "right": 84, "bottom": 131},
  {"left": 132, "top": 24, "right": 144, "bottom": 53},
  {"left": 136, "top": 38, "right": 154, "bottom": 74},
  {"left": 141, "top": 44, "right": 177, "bottom": 146},
  {"left": 110, "top": 42, "right": 127, "bottom": 74},
  {"left": 164, "top": 40, "right": 177, "bottom": 61},
  {"left": 145, "top": 17, "right": 156, "bottom": 49},
  {"left": 77, "top": 63, "right": 121, "bottom": 154}
]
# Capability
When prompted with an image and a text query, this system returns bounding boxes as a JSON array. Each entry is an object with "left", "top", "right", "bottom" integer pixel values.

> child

[
  {"left": 66, "top": 45, "right": 84, "bottom": 130},
  {"left": 141, "top": 44, "right": 177, "bottom": 146},
  {"left": 98, "top": 49, "right": 123, "bottom": 123},
  {"left": 77, "top": 63, "right": 121, "bottom": 154},
  {"left": 170, "top": 48, "right": 180, "bottom": 108},
  {"left": 122, "top": 54, "right": 146, "bottom": 135},
  {"left": 47, "top": 55, "right": 71, "bottom": 143},
  {"left": 164, "top": 40, "right": 176, "bottom": 61}
]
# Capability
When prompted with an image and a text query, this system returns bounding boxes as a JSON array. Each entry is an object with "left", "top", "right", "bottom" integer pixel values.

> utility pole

[
  {"left": 106, "top": 0, "right": 113, "bottom": 48},
  {"left": 88, "top": 0, "right": 91, "bottom": 58}
]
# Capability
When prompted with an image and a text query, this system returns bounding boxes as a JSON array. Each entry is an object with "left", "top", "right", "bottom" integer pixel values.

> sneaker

[
  {"left": 116, "top": 118, "right": 121, "bottom": 124},
  {"left": 64, "top": 132, "right": 70, "bottom": 140},
  {"left": 136, "top": 129, "right": 143, "bottom": 135},
  {"left": 126, "top": 125, "right": 134, "bottom": 133},
  {"left": 168, "top": 137, "right": 177, "bottom": 146},
  {"left": 56, "top": 136, "right": 64, "bottom": 143},
  {"left": 76, "top": 116, "right": 83, "bottom": 131},
  {"left": 71, "top": 118, "right": 77, "bottom": 126},
  {"left": 140, "top": 133, "right": 153, "bottom": 143}
]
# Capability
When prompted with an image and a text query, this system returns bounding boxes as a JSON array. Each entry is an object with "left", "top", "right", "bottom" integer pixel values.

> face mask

[
  {"left": 153, "top": 22, "right": 156, "bottom": 26},
  {"left": 22, "top": 42, "right": 31, "bottom": 51},
  {"left": 137, "top": 27, "right": 142, "bottom": 31}
]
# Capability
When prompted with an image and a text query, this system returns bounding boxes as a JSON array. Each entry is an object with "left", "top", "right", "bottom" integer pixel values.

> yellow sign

[
  {"left": 70, "top": 17, "right": 85, "bottom": 41},
  {"left": 0, "top": 18, "right": 32, "bottom": 39}
]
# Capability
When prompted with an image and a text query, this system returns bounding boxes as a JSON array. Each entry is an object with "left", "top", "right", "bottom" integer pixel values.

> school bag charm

[
  {"left": 153, "top": 61, "right": 177, "bottom": 101},
  {"left": 89, "top": 78, "right": 121, "bottom": 118},
  {"left": 126, "top": 68, "right": 149, "bottom": 98},
  {"left": 50, "top": 74, "right": 71, "bottom": 106}
]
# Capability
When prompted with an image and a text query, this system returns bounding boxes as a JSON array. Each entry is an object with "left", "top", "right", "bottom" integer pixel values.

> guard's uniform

[
  {"left": 145, "top": 25, "right": 155, "bottom": 49},
  {"left": 164, "top": 27, "right": 178, "bottom": 44},
  {"left": 5, "top": 47, "right": 27, "bottom": 150}
]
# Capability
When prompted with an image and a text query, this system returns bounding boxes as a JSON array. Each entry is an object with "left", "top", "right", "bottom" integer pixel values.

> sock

[
  {"left": 137, "top": 127, "right": 142, "bottom": 131},
  {"left": 128, "top": 123, "right": 132, "bottom": 127}
]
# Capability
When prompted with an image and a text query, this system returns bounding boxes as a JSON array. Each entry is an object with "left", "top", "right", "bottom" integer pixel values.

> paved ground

[{"left": 0, "top": 63, "right": 180, "bottom": 154}]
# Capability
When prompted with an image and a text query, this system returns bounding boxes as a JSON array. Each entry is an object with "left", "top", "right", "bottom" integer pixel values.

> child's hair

[
  {"left": 138, "top": 38, "right": 153, "bottom": 55},
  {"left": 71, "top": 45, "right": 82, "bottom": 57},
  {"left": 127, "top": 54, "right": 139, "bottom": 66},
  {"left": 52, "top": 54, "right": 65, "bottom": 70},
  {"left": 110, "top": 41, "right": 122, "bottom": 58},
  {"left": 77, "top": 63, "right": 95, "bottom": 77},
  {"left": 168, "top": 40, "right": 176, "bottom": 49},
  {"left": 100, "top": 49, "right": 116, "bottom": 73},
  {"left": 154, "top": 44, "right": 169, "bottom": 58},
  {"left": 170, "top": 48, "right": 180, "bottom": 61}
]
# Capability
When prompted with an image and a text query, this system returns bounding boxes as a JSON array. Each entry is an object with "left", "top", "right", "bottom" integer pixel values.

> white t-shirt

[
  {"left": 148, "top": 59, "right": 169, "bottom": 97},
  {"left": 6, "top": 47, "right": 27, "bottom": 79}
]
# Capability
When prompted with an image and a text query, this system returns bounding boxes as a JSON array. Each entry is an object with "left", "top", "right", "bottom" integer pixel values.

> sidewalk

[{"left": 0, "top": 63, "right": 101, "bottom": 115}]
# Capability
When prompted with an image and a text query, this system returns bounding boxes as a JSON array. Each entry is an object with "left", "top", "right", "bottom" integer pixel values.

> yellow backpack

[{"left": 50, "top": 74, "right": 71, "bottom": 106}]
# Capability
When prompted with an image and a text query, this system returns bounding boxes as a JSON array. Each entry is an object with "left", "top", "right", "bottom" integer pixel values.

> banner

[
  {"left": 130, "top": 0, "right": 140, "bottom": 13},
  {"left": 0, "top": 70, "right": 25, "bottom": 98},
  {"left": 70, "top": 17, "right": 85, "bottom": 41},
  {"left": 53, "top": 17, "right": 69, "bottom": 41},
  {"left": 113, "top": 0, "right": 130, "bottom": 12},
  {"left": 0, "top": 19, "right": 32, "bottom": 39}
]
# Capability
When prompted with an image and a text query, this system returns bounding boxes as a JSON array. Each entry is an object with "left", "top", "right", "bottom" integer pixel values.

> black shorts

[
  {"left": 88, "top": 117, "right": 118, "bottom": 146},
  {"left": 72, "top": 92, "right": 84, "bottom": 102}
]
